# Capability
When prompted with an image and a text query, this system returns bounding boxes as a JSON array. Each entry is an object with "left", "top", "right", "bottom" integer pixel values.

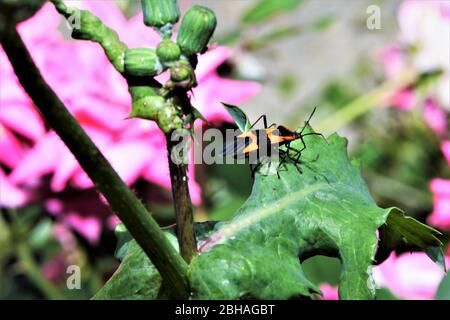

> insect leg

[
  {"left": 251, "top": 162, "right": 263, "bottom": 178},
  {"left": 249, "top": 114, "right": 268, "bottom": 130},
  {"left": 285, "top": 143, "right": 303, "bottom": 174},
  {"left": 276, "top": 149, "right": 289, "bottom": 178},
  {"left": 299, "top": 107, "right": 317, "bottom": 135}
]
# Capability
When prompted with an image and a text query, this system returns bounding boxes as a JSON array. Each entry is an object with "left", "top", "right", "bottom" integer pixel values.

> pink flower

[
  {"left": 428, "top": 178, "right": 450, "bottom": 230},
  {"left": 423, "top": 99, "right": 448, "bottom": 135},
  {"left": 315, "top": 251, "right": 449, "bottom": 300},
  {"left": 319, "top": 284, "right": 339, "bottom": 300},
  {"left": 397, "top": 0, "right": 450, "bottom": 110},
  {"left": 42, "top": 223, "right": 79, "bottom": 282},
  {"left": 1, "top": 2, "right": 260, "bottom": 241},
  {"left": 380, "top": 1, "right": 450, "bottom": 134},
  {"left": 372, "top": 252, "right": 449, "bottom": 300},
  {"left": 442, "top": 140, "right": 450, "bottom": 165},
  {"left": 0, "top": 167, "right": 29, "bottom": 208},
  {"left": 390, "top": 88, "right": 417, "bottom": 111},
  {"left": 378, "top": 45, "right": 406, "bottom": 80}
]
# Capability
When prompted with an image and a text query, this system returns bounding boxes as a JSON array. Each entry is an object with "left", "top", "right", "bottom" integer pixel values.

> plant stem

[
  {"left": 8, "top": 210, "right": 64, "bottom": 300},
  {"left": 166, "top": 133, "right": 197, "bottom": 263},
  {"left": 16, "top": 242, "right": 64, "bottom": 300},
  {"left": 1, "top": 27, "right": 189, "bottom": 299},
  {"left": 165, "top": 89, "right": 198, "bottom": 262},
  {"left": 316, "top": 69, "right": 417, "bottom": 135}
]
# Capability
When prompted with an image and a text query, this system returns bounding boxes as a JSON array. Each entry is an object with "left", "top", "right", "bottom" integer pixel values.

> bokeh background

[{"left": 1, "top": 0, "right": 449, "bottom": 299}]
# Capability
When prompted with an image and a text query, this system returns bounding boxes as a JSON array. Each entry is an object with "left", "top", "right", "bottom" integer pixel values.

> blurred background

[{"left": 0, "top": 0, "right": 449, "bottom": 299}]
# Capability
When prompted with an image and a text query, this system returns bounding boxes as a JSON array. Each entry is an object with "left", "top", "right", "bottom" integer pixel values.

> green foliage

[
  {"left": 222, "top": 103, "right": 252, "bottom": 132},
  {"left": 375, "top": 211, "right": 444, "bottom": 268},
  {"left": 321, "top": 80, "right": 358, "bottom": 110},
  {"left": 94, "top": 223, "right": 217, "bottom": 300},
  {"left": 94, "top": 99, "right": 443, "bottom": 299},
  {"left": 352, "top": 111, "right": 443, "bottom": 212},
  {"left": 242, "top": 0, "right": 304, "bottom": 24},
  {"left": 375, "top": 288, "right": 400, "bottom": 300},
  {"left": 278, "top": 74, "right": 298, "bottom": 97},
  {"left": 310, "top": 15, "right": 336, "bottom": 31},
  {"left": 244, "top": 26, "right": 300, "bottom": 51},
  {"left": 435, "top": 271, "right": 450, "bottom": 300},
  {"left": 93, "top": 229, "right": 174, "bottom": 300},
  {"left": 302, "top": 256, "right": 341, "bottom": 286},
  {"left": 187, "top": 125, "right": 443, "bottom": 299}
]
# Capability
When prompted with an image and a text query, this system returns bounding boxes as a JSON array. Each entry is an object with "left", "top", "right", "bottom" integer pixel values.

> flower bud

[
  {"left": 141, "top": 0, "right": 180, "bottom": 28},
  {"left": 124, "top": 48, "right": 163, "bottom": 77},
  {"left": 167, "top": 60, "right": 197, "bottom": 89},
  {"left": 176, "top": 5, "right": 217, "bottom": 56},
  {"left": 156, "top": 39, "right": 181, "bottom": 65}
]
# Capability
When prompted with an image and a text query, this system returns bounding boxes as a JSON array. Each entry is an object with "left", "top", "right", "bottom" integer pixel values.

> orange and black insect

[{"left": 222, "top": 108, "right": 323, "bottom": 178}]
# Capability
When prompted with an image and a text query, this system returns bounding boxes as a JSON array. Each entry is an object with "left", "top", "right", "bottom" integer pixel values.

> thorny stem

[{"left": 0, "top": 27, "right": 189, "bottom": 299}]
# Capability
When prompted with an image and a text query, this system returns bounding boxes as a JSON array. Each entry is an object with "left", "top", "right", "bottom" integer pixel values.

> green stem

[
  {"left": 317, "top": 69, "right": 418, "bottom": 135},
  {"left": 165, "top": 89, "right": 197, "bottom": 263},
  {"left": 166, "top": 133, "right": 197, "bottom": 263},
  {"left": 1, "top": 27, "right": 189, "bottom": 299}
]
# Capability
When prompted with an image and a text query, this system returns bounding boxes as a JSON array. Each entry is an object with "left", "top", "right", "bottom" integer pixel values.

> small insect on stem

[{"left": 222, "top": 108, "right": 325, "bottom": 178}]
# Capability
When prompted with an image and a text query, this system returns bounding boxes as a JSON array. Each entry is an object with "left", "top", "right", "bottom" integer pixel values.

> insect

[{"left": 222, "top": 108, "right": 323, "bottom": 178}]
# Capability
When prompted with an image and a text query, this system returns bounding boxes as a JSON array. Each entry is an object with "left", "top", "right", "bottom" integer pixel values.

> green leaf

[
  {"left": 435, "top": 271, "right": 450, "bottom": 300},
  {"left": 114, "top": 223, "right": 134, "bottom": 261},
  {"left": 222, "top": 103, "right": 251, "bottom": 132},
  {"left": 375, "top": 288, "right": 400, "bottom": 300},
  {"left": 93, "top": 231, "right": 176, "bottom": 300},
  {"left": 242, "top": 0, "right": 304, "bottom": 24},
  {"left": 375, "top": 211, "right": 444, "bottom": 269},
  {"left": 188, "top": 129, "right": 443, "bottom": 300},
  {"left": 93, "top": 222, "right": 218, "bottom": 300},
  {"left": 191, "top": 106, "right": 208, "bottom": 123}
]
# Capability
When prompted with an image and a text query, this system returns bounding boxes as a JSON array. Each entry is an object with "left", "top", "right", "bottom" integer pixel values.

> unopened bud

[{"left": 176, "top": 5, "right": 217, "bottom": 56}]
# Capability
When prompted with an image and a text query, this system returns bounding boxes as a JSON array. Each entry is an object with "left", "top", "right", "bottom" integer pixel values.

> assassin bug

[{"left": 222, "top": 108, "right": 323, "bottom": 178}]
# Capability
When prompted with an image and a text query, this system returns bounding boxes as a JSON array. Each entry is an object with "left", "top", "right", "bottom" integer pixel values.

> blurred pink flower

[
  {"left": 398, "top": 0, "right": 450, "bottom": 109},
  {"left": 0, "top": 167, "right": 29, "bottom": 208},
  {"left": 42, "top": 223, "right": 79, "bottom": 282},
  {"left": 428, "top": 178, "right": 450, "bottom": 230},
  {"left": 379, "top": 45, "right": 405, "bottom": 80},
  {"left": 390, "top": 88, "right": 417, "bottom": 111},
  {"left": 0, "top": 2, "right": 260, "bottom": 241},
  {"left": 442, "top": 140, "right": 450, "bottom": 165},
  {"left": 380, "top": 0, "right": 449, "bottom": 133},
  {"left": 423, "top": 99, "right": 448, "bottom": 135},
  {"left": 372, "top": 252, "right": 449, "bottom": 300}
]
